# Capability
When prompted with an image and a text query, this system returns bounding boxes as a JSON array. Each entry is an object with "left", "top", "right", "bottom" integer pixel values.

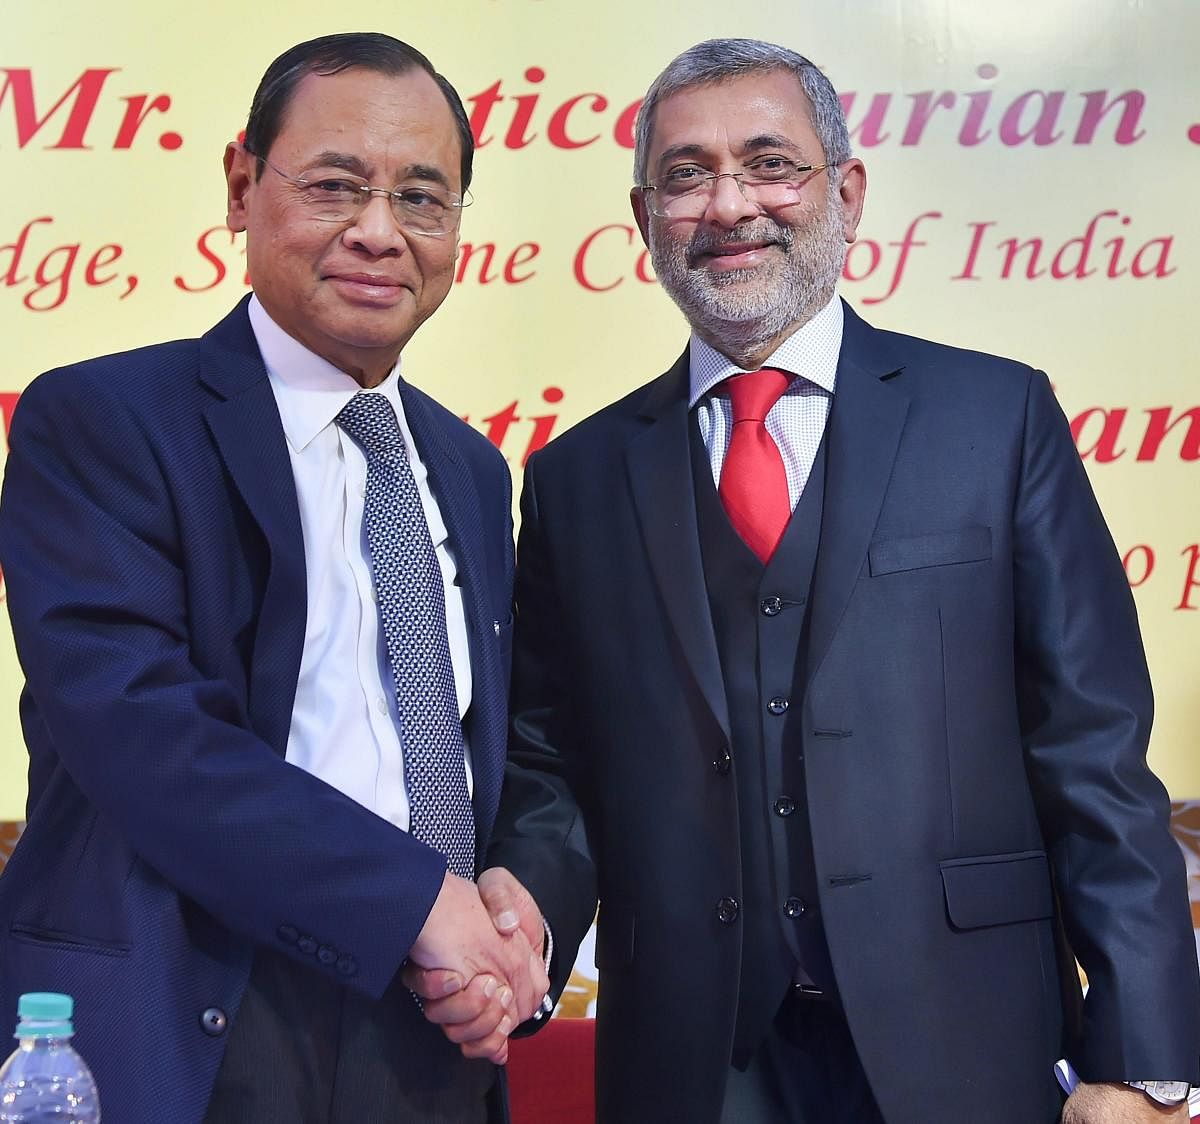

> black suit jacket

[
  {"left": 0, "top": 298, "right": 515, "bottom": 1123},
  {"left": 489, "top": 303, "right": 1200, "bottom": 1123}
]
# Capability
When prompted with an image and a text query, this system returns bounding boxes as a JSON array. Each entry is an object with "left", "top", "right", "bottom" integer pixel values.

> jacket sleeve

[
  {"left": 0, "top": 368, "right": 449, "bottom": 999},
  {"left": 1014, "top": 371, "right": 1200, "bottom": 1081}
]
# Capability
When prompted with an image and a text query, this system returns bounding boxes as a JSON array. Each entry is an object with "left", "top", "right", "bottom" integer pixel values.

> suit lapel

[
  {"left": 806, "top": 304, "right": 910, "bottom": 686},
  {"left": 397, "top": 379, "right": 504, "bottom": 837},
  {"left": 198, "top": 301, "right": 307, "bottom": 756},
  {"left": 626, "top": 352, "right": 731, "bottom": 741}
]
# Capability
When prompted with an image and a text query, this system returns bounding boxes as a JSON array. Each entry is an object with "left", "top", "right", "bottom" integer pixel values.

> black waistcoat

[{"left": 689, "top": 415, "right": 836, "bottom": 1067}]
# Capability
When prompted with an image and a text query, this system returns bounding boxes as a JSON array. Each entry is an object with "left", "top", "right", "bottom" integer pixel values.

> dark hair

[{"left": 244, "top": 32, "right": 475, "bottom": 191}]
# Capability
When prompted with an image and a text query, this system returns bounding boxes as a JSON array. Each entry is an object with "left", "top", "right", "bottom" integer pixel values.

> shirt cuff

[{"left": 532, "top": 918, "right": 555, "bottom": 1020}]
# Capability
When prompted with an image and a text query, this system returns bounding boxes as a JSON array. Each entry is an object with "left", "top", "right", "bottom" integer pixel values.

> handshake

[{"left": 403, "top": 866, "right": 551, "bottom": 1065}]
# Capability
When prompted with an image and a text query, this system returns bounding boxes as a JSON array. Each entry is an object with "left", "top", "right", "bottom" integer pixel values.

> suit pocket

[
  {"left": 9, "top": 924, "right": 131, "bottom": 958},
  {"left": 940, "top": 850, "right": 1053, "bottom": 930},
  {"left": 594, "top": 904, "right": 635, "bottom": 970},
  {"left": 869, "top": 526, "right": 992, "bottom": 576}
]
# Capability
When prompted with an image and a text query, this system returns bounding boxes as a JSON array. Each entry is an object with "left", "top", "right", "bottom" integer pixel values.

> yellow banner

[{"left": 1, "top": 0, "right": 1196, "bottom": 821}]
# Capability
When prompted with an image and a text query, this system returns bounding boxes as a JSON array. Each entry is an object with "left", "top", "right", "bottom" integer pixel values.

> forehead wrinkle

[{"left": 654, "top": 130, "right": 808, "bottom": 175}]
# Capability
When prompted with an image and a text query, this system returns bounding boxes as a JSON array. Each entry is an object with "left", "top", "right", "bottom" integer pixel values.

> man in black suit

[{"left": 416, "top": 36, "right": 1199, "bottom": 1124}]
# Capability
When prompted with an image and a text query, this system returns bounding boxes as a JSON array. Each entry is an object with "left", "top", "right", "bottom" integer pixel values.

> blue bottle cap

[{"left": 15, "top": 992, "right": 73, "bottom": 1037}]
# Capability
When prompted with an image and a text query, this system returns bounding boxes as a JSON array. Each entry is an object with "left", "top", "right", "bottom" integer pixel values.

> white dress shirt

[
  {"left": 690, "top": 294, "right": 843, "bottom": 507},
  {"left": 248, "top": 296, "right": 473, "bottom": 831}
]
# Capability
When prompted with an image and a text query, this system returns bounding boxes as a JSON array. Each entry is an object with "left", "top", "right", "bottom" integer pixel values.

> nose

[
  {"left": 703, "top": 173, "right": 762, "bottom": 229},
  {"left": 342, "top": 191, "right": 407, "bottom": 256}
]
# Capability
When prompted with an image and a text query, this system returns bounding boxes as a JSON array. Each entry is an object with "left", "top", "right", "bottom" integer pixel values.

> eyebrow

[
  {"left": 403, "top": 163, "right": 453, "bottom": 191},
  {"left": 304, "top": 152, "right": 454, "bottom": 190},
  {"left": 307, "top": 151, "right": 370, "bottom": 176},
  {"left": 741, "top": 133, "right": 805, "bottom": 156},
  {"left": 655, "top": 132, "right": 807, "bottom": 171}
]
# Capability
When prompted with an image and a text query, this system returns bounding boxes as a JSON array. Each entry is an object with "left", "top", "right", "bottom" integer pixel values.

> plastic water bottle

[{"left": 0, "top": 993, "right": 100, "bottom": 1122}]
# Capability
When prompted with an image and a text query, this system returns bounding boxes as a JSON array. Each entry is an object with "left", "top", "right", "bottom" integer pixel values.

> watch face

[{"left": 1143, "top": 1080, "right": 1190, "bottom": 1105}]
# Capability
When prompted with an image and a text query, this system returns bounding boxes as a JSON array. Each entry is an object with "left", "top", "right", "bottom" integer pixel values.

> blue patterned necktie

[{"left": 335, "top": 392, "right": 475, "bottom": 880}]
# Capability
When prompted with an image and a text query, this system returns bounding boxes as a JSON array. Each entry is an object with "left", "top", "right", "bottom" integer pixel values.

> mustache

[{"left": 685, "top": 220, "right": 795, "bottom": 267}]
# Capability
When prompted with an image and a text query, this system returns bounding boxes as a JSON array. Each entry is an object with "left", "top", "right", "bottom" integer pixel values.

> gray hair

[{"left": 633, "top": 38, "right": 852, "bottom": 185}]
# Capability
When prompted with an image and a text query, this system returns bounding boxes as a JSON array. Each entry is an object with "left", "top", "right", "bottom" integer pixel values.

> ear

[
  {"left": 225, "top": 141, "right": 254, "bottom": 234},
  {"left": 835, "top": 158, "right": 867, "bottom": 244},
  {"left": 630, "top": 187, "right": 651, "bottom": 247}
]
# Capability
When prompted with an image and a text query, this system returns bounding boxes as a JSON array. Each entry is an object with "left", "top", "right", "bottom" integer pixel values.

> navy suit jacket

[
  {"left": 488, "top": 302, "right": 1200, "bottom": 1123},
  {"left": 0, "top": 298, "right": 515, "bottom": 1123}
]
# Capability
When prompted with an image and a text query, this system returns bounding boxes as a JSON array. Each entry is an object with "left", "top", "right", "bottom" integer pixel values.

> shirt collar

[
  {"left": 248, "top": 294, "right": 404, "bottom": 452},
  {"left": 687, "top": 293, "right": 844, "bottom": 408}
]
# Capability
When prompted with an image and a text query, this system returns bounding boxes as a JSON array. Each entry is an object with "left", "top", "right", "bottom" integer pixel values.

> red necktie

[{"left": 718, "top": 368, "right": 792, "bottom": 563}]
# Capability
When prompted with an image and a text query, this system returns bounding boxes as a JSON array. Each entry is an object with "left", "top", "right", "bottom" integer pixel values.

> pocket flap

[
  {"left": 869, "top": 526, "right": 992, "bottom": 576},
  {"left": 940, "top": 850, "right": 1053, "bottom": 930}
]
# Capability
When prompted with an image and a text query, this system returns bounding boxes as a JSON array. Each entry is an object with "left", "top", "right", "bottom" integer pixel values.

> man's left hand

[
  {"left": 407, "top": 971, "right": 518, "bottom": 1065},
  {"left": 477, "top": 866, "right": 547, "bottom": 959},
  {"left": 1063, "top": 1082, "right": 1188, "bottom": 1123}
]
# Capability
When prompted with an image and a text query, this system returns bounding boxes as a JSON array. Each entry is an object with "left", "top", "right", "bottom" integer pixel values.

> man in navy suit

[
  {"left": 0, "top": 32, "right": 546, "bottom": 1123},
  {"left": 427, "top": 37, "right": 1200, "bottom": 1124}
]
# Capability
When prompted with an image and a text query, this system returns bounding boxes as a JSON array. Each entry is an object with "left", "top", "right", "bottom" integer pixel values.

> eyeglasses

[
  {"left": 246, "top": 147, "right": 470, "bottom": 237},
  {"left": 639, "top": 157, "right": 828, "bottom": 219}
]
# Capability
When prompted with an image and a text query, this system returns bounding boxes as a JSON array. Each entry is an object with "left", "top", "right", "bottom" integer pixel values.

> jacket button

[
  {"left": 773, "top": 796, "right": 795, "bottom": 817},
  {"left": 297, "top": 935, "right": 318, "bottom": 955},
  {"left": 336, "top": 955, "right": 359, "bottom": 977},
  {"left": 277, "top": 924, "right": 299, "bottom": 945},
  {"left": 716, "top": 897, "right": 739, "bottom": 923},
  {"left": 784, "top": 897, "right": 807, "bottom": 918},
  {"left": 200, "top": 1007, "right": 227, "bottom": 1036},
  {"left": 760, "top": 596, "right": 782, "bottom": 617},
  {"left": 767, "top": 696, "right": 789, "bottom": 716},
  {"left": 712, "top": 750, "right": 732, "bottom": 775},
  {"left": 317, "top": 945, "right": 338, "bottom": 965}
]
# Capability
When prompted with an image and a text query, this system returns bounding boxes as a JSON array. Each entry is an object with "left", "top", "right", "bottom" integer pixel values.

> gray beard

[{"left": 649, "top": 187, "right": 846, "bottom": 363}]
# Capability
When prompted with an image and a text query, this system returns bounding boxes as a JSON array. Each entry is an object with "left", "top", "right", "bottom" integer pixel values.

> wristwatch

[{"left": 1126, "top": 1080, "right": 1191, "bottom": 1106}]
